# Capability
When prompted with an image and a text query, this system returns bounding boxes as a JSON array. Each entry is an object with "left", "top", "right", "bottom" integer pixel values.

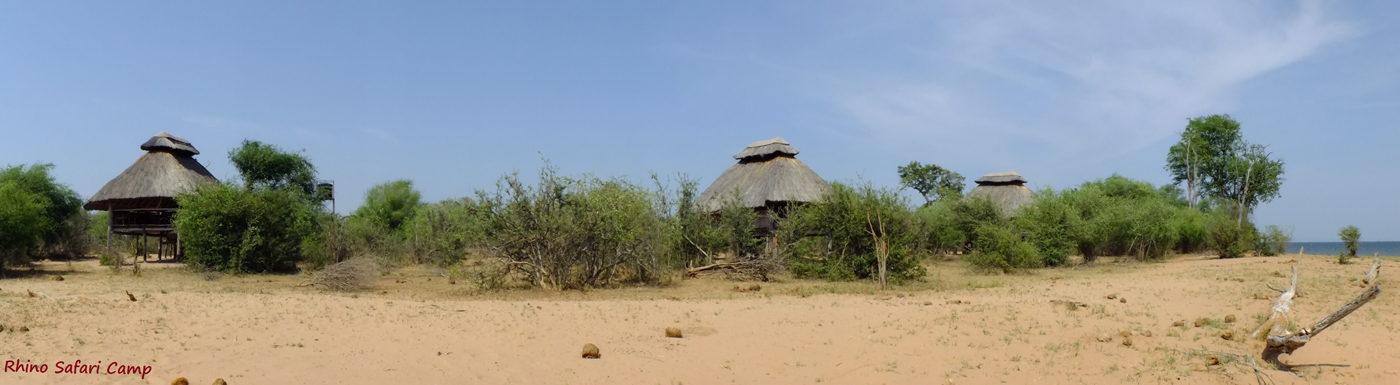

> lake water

[{"left": 1285, "top": 241, "right": 1400, "bottom": 257}]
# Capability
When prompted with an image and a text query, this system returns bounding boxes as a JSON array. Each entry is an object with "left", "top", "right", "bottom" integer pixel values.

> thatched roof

[
  {"left": 733, "top": 137, "right": 800, "bottom": 160},
  {"left": 974, "top": 171, "right": 1027, "bottom": 185},
  {"left": 697, "top": 138, "right": 829, "bottom": 211},
  {"left": 140, "top": 132, "right": 200, "bottom": 156},
  {"left": 84, "top": 134, "right": 219, "bottom": 211},
  {"left": 968, "top": 171, "right": 1035, "bottom": 217}
]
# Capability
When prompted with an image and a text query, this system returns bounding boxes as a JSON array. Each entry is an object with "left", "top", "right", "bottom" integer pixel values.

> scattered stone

[
  {"left": 213, "top": 379, "right": 228, "bottom": 385},
  {"left": 1119, "top": 298, "right": 1126, "bottom": 303},
  {"left": 448, "top": 278, "right": 456, "bottom": 285},
  {"left": 581, "top": 343, "right": 601, "bottom": 359},
  {"left": 52, "top": 275, "right": 64, "bottom": 282},
  {"left": 665, "top": 327, "right": 683, "bottom": 338},
  {"left": 1194, "top": 317, "right": 1209, "bottom": 328},
  {"left": 1096, "top": 333, "right": 1112, "bottom": 343},
  {"left": 923, "top": 301, "right": 932, "bottom": 306},
  {"left": 1106, "top": 294, "right": 1117, "bottom": 300},
  {"left": 27, "top": 289, "right": 36, "bottom": 298},
  {"left": 18, "top": 326, "right": 28, "bottom": 332},
  {"left": 1220, "top": 331, "right": 1234, "bottom": 341},
  {"left": 0, "top": 324, "right": 5, "bottom": 332},
  {"left": 1121, "top": 336, "right": 1133, "bottom": 347},
  {"left": 1224, "top": 314, "right": 1236, "bottom": 323},
  {"left": 1141, "top": 330, "right": 1152, "bottom": 337},
  {"left": 1231, "top": 277, "right": 1245, "bottom": 282},
  {"left": 748, "top": 284, "right": 761, "bottom": 292},
  {"left": 1172, "top": 320, "right": 1185, "bottom": 327},
  {"left": 1119, "top": 330, "right": 1131, "bottom": 338},
  {"left": 172, "top": 377, "right": 189, "bottom": 385},
  {"left": 1206, "top": 356, "right": 1221, "bottom": 366},
  {"left": 896, "top": 294, "right": 905, "bottom": 298}
]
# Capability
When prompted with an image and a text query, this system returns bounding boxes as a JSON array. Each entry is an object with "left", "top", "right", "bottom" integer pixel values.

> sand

[{"left": 1, "top": 254, "right": 1397, "bottom": 384}]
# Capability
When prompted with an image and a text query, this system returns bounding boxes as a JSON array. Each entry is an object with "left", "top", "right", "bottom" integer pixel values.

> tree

[
  {"left": 1339, "top": 225, "right": 1361, "bottom": 257},
  {"left": 0, "top": 164, "right": 85, "bottom": 252},
  {"left": 229, "top": 140, "right": 317, "bottom": 195},
  {"left": 897, "top": 161, "right": 965, "bottom": 206},
  {"left": 355, "top": 180, "right": 423, "bottom": 231},
  {"left": 0, "top": 182, "right": 48, "bottom": 269},
  {"left": 1165, "top": 114, "right": 1283, "bottom": 224}
]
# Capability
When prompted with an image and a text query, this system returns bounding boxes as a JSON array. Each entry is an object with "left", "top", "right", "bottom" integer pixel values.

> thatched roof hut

[
  {"left": 85, "top": 132, "right": 218, "bottom": 211},
  {"left": 696, "top": 137, "right": 830, "bottom": 212},
  {"left": 967, "top": 171, "right": 1035, "bottom": 217}
]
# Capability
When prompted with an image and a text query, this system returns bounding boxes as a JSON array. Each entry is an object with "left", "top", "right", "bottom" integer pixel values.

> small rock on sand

[
  {"left": 18, "top": 326, "right": 28, "bottom": 332},
  {"left": 923, "top": 301, "right": 932, "bottom": 306},
  {"left": 1096, "top": 333, "right": 1112, "bottom": 343},
  {"left": 172, "top": 377, "right": 189, "bottom": 385},
  {"left": 52, "top": 275, "right": 64, "bottom": 281},
  {"left": 1106, "top": 294, "right": 1117, "bottom": 300},
  {"left": 582, "top": 343, "right": 601, "bottom": 359},
  {"left": 1172, "top": 320, "right": 1185, "bottom": 327},
  {"left": 1221, "top": 331, "right": 1234, "bottom": 340},
  {"left": 1141, "top": 330, "right": 1152, "bottom": 337},
  {"left": 213, "top": 379, "right": 228, "bottom": 385},
  {"left": 1194, "top": 317, "right": 1209, "bottom": 327},
  {"left": 1119, "top": 298, "right": 1126, "bottom": 303},
  {"left": 1121, "top": 336, "right": 1133, "bottom": 346},
  {"left": 1224, "top": 314, "right": 1236, "bottom": 323},
  {"left": 665, "top": 327, "right": 683, "bottom": 338}
]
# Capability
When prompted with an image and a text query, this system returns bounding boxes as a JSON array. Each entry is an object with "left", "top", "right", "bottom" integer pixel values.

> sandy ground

[{"left": 1, "top": 254, "right": 1398, "bottom": 385}]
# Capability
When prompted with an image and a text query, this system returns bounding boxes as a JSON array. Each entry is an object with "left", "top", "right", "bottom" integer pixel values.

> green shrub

[
  {"left": 472, "top": 166, "right": 678, "bottom": 289},
  {"left": 354, "top": 180, "right": 422, "bottom": 231},
  {"left": 963, "top": 224, "right": 1040, "bottom": 273},
  {"left": 781, "top": 182, "right": 925, "bottom": 282},
  {"left": 0, "top": 164, "right": 88, "bottom": 259},
  {"left": 0, "top": 181, "right": 48, "bottom": 269},
  {"left": 1009, "top": 189, "right": 1077, "bottom": 267},
  {"left": 175, "top": 183, "right": 318, "bottom": 273},
  {"left": 1172, "top": 209, "right": 1208, "bottom": 253},
  {"left": 1338, "top": 225, "right": 1360, "bottom": 257},
  {"left": 1206, "top": 208, "right": 1255, "bottom": 259},
  {"left": 1257, "top": 225, "right": 1292, "bottom": 257},
  {"left": 403, "top": 198, "right": 488, "bottom": 267},
  {"left": 911, "top": 202, "right": 964, "bottom": 255}
]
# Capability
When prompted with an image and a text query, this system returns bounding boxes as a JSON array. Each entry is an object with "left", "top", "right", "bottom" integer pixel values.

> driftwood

[
  {"left": 686, "top": 255, "right": 780, "bottom": 281},
  {"left": 1256, "top": 262, "right": 1382, "bottom": 368}
]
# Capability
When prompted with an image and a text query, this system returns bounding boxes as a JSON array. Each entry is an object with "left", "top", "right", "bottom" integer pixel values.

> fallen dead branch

[
  {"left": 686, "top": 254, "right": 781, "bottom": 281},
  {"left": 1256, "top": 262, "right": 1382, "bottom": 369}
]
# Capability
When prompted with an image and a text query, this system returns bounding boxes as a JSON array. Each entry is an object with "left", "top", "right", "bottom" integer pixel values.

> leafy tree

[
  {"left": 229, "top": 140, "right": 317, "bottom": 195},
  {"left": 0, "top": 182, "right": 49, "bottom": 269},
  {"left": 897, "top": 161, "right": 965, "bottom": 206},
  {"left": 1165, "top": 114, "right": 1284, "bottom": 224},
  {"left": 1339, "top": 225, "right": 1361, "bottom": 257},
  {"left": 355, "top": 180, "right": 423, "bottom": 231},
  {"left": 0, "top": 164, "right": 85, "bottom": 253}
]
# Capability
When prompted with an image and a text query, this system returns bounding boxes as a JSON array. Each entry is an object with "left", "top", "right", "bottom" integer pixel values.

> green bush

[
  {"left": 963, "top": 224, "right": 1041, "bottom": 273},
  {"left": 1257, "top": 225, "right": 1292, "bottom": 257},
  {"left": 472, "top": 166, "right": 678, "bottom": 289},
  {"left": 0, "top": 164, "right": 88, "bottom": 259},
  {"left": 781, "top": 182, "right": 926, "bottom": 282},
  {"left": 1206, "top": 208, "right": 1255, "bottom": 259},
  {"left": 354, "top": 180, "right": 422, "bottom": 231},
  {"left": 0, "top": 181, "right": 48, "bottom": 269},
  {"left": 1009, "top": 189, "right": 1077, "bottom": 267},
  {"left": 175, "top": 183, "right": 318, "bottom": 273},
  {"left": 403, "top": 198, "right": 487, "bottom": 267},
  {"left": 911, "top": 202, "right": 964, "bottom": 255}
]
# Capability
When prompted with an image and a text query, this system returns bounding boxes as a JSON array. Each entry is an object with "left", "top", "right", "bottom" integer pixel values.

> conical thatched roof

[
  {"left": 84, "top": 133, "right": 218, "bottom": 211},
  {"left": 967, "top": 171, "right": 1035, "bottom": 217},
  {"left": 140, "top": 132, "right": 200, "bottom": 156},
  {"left": 696, "top": 137, "right": 829, "bottom": 211}
]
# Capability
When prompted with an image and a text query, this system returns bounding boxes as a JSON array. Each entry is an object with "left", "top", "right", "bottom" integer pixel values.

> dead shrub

[{"left": 307, "top": 257, "right": 377, "bottom": 292}]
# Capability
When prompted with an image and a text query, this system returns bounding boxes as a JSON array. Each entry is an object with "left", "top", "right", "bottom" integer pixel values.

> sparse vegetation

[{"left": 1338, "top": 225, "right": 1361, "bottom": 257}]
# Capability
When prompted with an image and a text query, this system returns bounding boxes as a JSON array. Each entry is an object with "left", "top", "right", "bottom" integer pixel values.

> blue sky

[{"left": 1, "top": 1, "right": 1396, "bottom": 242}]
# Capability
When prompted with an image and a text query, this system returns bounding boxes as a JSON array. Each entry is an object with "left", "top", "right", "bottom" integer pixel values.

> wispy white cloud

[{"left": 834, "top": 0, "right": 1356, "bottom": 166}]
